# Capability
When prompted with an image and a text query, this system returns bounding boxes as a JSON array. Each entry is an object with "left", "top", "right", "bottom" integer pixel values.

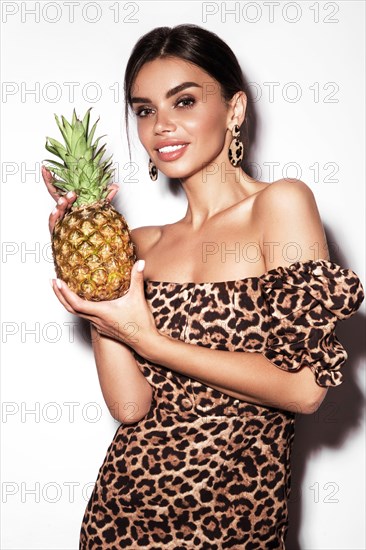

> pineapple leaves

[
  {"left": 45, "top": 137, "right": 68, "bottom": 162},
  {"left": 82, "top": 107, "right": 92, "bottom": 136},
  {"left": 70, "top": 120, "right": 85, "bottom": 154},
  {"left": 45, "top": 108, "right": 114, "bottom": 204},
  {"left": 60, "top": 117, "right": 74, "bottom": 150},
  {"left": 94, "top": 145, "right": 107, "bottom": 166},
  {"left": 74, "top": 133, "right": 88, "bottom": 159},
  {"left": 43, "top": 159, "right": 67, "bottom": 170},
  {"left": 54, "top": 115, "right": 71, "bottom": 150},
  {"left": 86, "top": 118, "right": 100, "bottom": 148}
]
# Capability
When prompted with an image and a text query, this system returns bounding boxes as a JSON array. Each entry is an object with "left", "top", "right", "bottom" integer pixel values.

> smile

[
  {"left": 158, "top": 144, "right": 188, "bottom": 153},
  {"left": 156, "top": 143, "right": 189, "bottom": 162}
]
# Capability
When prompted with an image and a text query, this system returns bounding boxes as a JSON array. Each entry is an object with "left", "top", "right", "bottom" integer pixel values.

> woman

[{"left": 43, "top": 24, "right": 364, "bottom": 550}]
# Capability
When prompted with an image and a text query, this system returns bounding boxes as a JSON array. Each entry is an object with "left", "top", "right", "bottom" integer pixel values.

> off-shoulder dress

[{"left": 79, "top": 259, "right": 364, "bottom": 549}]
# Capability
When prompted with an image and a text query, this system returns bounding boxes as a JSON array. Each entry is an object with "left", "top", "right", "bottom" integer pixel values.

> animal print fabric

[{"left": 79, "top": 259, "right": 364, "bottom": 549}]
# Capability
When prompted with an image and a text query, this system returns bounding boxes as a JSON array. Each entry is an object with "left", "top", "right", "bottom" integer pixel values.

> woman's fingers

[
  {"left": 50, "top": 279, "right": 78, "bottom": 315},
  {"left": 42, "top": 165, "right": 77, "bottom": 204},
  {"left": 106, "top": 183, "right": 119, "bottom": 202},
  {"left": 48, "top": 192, "right": 77, "bottom": 233},
  {"left": 43, "top": 165, "right": 117, "bottom": 205},
  {"left": 50, "top": 279, "right": 101, "bottom": 325},
  {"left": 44, "top": 164, "right": 118, "bottom": 234},
  {"left": 52, "top": 279, "right": 98, "bottom": 316},
  {"left": 43, "top": 166, "right": 118, "bottom": 203},
  {"left": 42, "top": 165, "right": 77, "bottom": 205},
  {"left": 43, "top": 164, "right": 78, "bottom": 233},
  {"left": 42, "top": 165, "right": 62, "bottom": 201},
  {"left": 49, "top": 205, "right": 62, "bottom": 234}
]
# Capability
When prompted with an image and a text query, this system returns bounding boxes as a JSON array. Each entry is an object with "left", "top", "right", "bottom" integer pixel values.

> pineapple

[{"left": 44, "top": 107, "right": 137, "bottom": 301}]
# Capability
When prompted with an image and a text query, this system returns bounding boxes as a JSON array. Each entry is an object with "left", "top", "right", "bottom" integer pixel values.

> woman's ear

[{"left": 227, "top": 91, "right": 247, "bottom": 127}]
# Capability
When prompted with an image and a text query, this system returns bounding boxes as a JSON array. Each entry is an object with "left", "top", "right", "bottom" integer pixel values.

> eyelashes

[
  {"left": 134, "top": 96, "right": 196, "bottom": 118},
  {"left": 176, "top": 97, "right": 196, "bottom": 109}
]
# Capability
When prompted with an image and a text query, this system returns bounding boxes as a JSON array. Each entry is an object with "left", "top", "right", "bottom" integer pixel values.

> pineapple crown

[{"left": 44, "top": 107, "right": 115, "bottom": 207}]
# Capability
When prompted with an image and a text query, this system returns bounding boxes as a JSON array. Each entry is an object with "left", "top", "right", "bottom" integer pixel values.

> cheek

[
  {"left": 137, "top": 124, "right": 150, "bottom": 147},
  {"left": 185, "top": 112, "right": 226, "bottom": 149}
]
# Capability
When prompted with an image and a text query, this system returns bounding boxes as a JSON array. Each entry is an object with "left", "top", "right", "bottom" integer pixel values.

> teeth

[{"left": 158, "top": 144, "right": 187, "bottom": 153}]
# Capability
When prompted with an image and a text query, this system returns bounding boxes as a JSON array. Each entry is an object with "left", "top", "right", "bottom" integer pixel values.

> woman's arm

[
  {"left": 91, "top": 326, "right": 153, "bottom": 424},
  {"left": 43, "top": 166, "right": 153, "bottom": 425},
  {"left": 86, "top": 226, "right": 162, "bottom": 424},
  {"left": 144, "top": 334, "right": 326, "bottom": 414},
  {"left": 141, "top": 179, "right": 330, "bottom": 415}
]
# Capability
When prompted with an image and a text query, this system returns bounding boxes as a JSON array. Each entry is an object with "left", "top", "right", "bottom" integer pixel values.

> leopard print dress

[{"left": 79, "top": 259, "right": 364, "bottom": 549}]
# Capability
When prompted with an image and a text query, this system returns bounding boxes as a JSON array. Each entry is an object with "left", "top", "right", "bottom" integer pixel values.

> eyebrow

[{"left": 131, "top": 81, "right": 202, "bottom": 104}]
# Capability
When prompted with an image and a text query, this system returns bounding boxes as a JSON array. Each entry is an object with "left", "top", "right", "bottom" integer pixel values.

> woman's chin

[{"left": 157, "top": 163, "right": 202, "bottom": 181}]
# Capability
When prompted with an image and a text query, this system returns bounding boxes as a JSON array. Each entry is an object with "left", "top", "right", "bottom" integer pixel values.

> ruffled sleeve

[{"left": 258, "top": 259, "right": 365, "bottom": 387}]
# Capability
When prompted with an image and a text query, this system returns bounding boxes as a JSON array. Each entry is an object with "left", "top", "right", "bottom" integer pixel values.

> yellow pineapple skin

[{"left": 52, "top": 200, "right": 137, "bottom": 301}]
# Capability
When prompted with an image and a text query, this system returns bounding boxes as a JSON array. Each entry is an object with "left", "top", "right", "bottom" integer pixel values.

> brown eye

[
  {"left": 135, "top": 107, "right": 154, "bottom": 118},
  {"left": 176, "top": 96, "right": 195, "bottom": 108}
]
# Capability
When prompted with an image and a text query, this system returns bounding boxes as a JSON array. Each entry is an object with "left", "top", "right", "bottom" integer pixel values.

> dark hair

[{"left": 123, "top": 23, "right": 253, "bottom": 173}]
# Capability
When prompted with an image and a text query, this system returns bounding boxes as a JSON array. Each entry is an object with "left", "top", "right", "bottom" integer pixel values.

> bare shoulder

[
  {"left": 256, "top": 177, "right": 315, "bottom": 202},
  {"left": 253, "top": 178, "right": 328, "bottom": 266},
  {"left": 130, "top": 225, "right": 162, "bottom": 258},
  {"left": 253, "top": 178, "right": 318, "bottom": 220}
]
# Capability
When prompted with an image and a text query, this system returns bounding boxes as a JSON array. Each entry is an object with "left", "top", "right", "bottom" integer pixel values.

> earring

[
  {"left": 148, "top": 158, "right": 158, "bottom": 181},
  {"left": 228, "top": 124, "right": 244, "bottom": 167}
]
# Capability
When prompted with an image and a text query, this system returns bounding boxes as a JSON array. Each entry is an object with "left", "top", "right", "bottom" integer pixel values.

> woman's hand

[
  {"left": 50, "top": 259, "right": 160, "bottom": 357},
  {"left": 42, "top": 165, "right": 77, "bottom": 234},
  {"left": 41, "top": 165, "right": 119, "bottom": 234}
]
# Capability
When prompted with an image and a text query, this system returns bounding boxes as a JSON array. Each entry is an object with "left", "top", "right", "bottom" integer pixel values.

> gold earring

[
  {"left": 148, "top": 158, "right": 158, "bottom": 181},
  {"left": 228, "top": 124, "right": 244, "bottom": 167}
]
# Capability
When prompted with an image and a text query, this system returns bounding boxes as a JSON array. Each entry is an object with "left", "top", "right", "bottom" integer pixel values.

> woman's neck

[{"left": 179, "top": 167, "right": 257, "bottom": 230}]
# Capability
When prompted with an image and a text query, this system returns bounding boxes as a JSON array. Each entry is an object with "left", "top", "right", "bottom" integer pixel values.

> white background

[{"left": 1, "top": 1, "right": 365, "bottom": 549}]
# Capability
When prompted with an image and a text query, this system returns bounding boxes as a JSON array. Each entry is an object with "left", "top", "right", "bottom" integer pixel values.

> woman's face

[{"left": 130, "top": 57, "right": 233, "bottom": 180}]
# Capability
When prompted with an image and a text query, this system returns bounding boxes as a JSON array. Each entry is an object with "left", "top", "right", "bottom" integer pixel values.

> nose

[{"left": 153, "top": 109, "right": 176, "bottom": 134}]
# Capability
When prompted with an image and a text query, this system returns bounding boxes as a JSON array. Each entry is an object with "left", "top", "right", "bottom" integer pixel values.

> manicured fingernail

[
  {"left": 56, "top": 279, "right": 62, "bottom": 289},
  {"left": 49, "top": 279, "right": 54, "bottom": 288},
  {"left": 52, "top": 207, "right": 58, "bottom": 215},
  {"left": 137, "top": 259, "right": 145, "bottom": 272},
  {"left": 66, "top": 191, "right": 75, "bottom": 198},
  {"left": 57, "top": 197, "right": 65, "bottom": 205}
]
